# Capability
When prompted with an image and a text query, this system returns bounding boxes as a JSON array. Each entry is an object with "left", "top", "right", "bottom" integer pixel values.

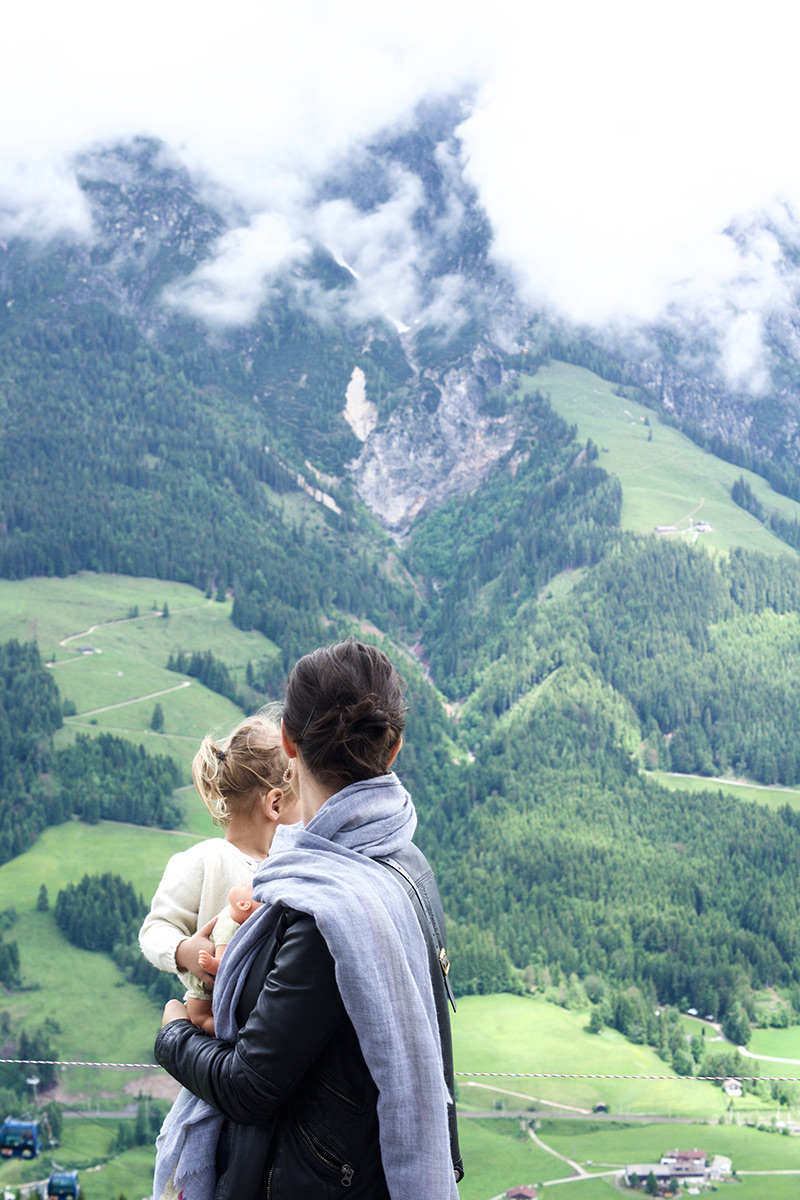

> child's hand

[
  {"left": 175, "top": 916, "right": 217, "bottom": 986},
  {"left": 162, "top": 999, "right": 189, "bottom": 1026}
]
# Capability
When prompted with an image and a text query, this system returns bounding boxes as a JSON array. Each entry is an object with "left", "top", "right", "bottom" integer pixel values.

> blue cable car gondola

[
  {"left": 0, "top": 1116, "right": 41, "bottom": 1158},
  {"left": 46, "top": 1170, "right": 80, "bottom": 1199}
]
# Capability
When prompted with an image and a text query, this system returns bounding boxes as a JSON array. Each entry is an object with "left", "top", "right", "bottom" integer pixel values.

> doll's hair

[
  {"left": 192, "top": 708, "right": 291, "bottom": 827},
  {"left": 282, "top": 637, "right": 407, "bottom": 791}
]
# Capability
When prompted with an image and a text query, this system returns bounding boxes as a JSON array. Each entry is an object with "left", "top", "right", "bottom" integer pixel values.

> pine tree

[{"left": 134, "top": 1098, "right": 148, "bottom": 1145}]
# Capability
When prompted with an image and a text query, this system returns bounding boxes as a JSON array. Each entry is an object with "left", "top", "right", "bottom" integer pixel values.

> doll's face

[{"left": 229, "top": 882, "right": 261, "bottom": 924}]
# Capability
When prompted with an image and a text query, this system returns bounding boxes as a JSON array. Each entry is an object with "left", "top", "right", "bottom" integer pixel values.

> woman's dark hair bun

[{"left": 284, "top": 640, "right": 407, "bottom": 790}]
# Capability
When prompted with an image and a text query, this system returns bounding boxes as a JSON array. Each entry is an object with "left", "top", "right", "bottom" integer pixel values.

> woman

[{"left": 154, "top": 638, "right": 462, "bottom": 1199}]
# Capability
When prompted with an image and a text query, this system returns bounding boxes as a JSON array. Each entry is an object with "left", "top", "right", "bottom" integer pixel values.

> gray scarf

[{"left": 154, "top": 773, "right": 457, "bottom": 1200}]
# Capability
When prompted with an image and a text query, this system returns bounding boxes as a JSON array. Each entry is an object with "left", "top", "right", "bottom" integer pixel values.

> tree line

[
  {"left": 49, "top": 872, "right": 179, "bottom": 1008},
  {"left": 55, "top": 873, "right": 145, "bottom": 953},
  {"left": 167, "top": 649, "right": 245, "bottom": 709}
]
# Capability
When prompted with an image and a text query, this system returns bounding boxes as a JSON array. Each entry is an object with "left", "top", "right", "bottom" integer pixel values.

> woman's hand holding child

[{"left": 162, "top": 999, "right": 190, "bottom": 1027}]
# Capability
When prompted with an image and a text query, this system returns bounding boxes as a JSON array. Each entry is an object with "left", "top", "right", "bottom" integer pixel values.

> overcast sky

[{"left": 2, "top": 0, "right": 798, "bottom": 387}]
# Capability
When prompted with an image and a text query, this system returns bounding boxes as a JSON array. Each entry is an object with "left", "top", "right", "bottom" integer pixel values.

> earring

[{"left": 282, "top": 765, "right": 294, "bottom": 784}]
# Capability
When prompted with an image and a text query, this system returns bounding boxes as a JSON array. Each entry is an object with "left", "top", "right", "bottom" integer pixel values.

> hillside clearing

[
  {"left": 526, "top": 362, "right": 800, "bottom": 558},
  {"left": 0, "top": 572, "right": 278, "bottom": 773}
]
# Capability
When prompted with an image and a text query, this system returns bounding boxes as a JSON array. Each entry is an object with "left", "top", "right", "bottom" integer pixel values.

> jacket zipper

[
  {"left": 320, "top": 1077, "right": 360, "bottom": 1110},
  {"left": 297, "top": 1120, "right": 355, "bottom": 1187},
  {"left": 267, "top": 1165, "right": 273, "bottom": 1199}
]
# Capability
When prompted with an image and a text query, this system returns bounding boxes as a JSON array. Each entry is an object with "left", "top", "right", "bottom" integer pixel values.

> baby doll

[{"left": 185, "top": 882, "right": 263, "bottom": 1034}]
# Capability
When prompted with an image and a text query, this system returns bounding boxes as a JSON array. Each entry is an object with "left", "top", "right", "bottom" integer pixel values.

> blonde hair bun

[{"left": 191, "top": 708, "right": 291, "bottom": 826}]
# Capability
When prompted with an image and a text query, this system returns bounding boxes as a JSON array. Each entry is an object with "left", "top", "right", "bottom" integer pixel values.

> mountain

[
  {"left": 4, "top": 104, "right": 800, "bottom": 1035},
  {"left": 5, "top": 103, "right": 800, "bottom": 533}
]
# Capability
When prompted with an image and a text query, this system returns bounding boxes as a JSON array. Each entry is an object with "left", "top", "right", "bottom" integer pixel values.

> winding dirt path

[
  {"left": 47, "top": 609, "right": 194, "bottom": 717},
  {"left": 527, "top": 1124, "right": 586, "bottom": 1176},
  {"left": 79, "top": 680, "right": 191, "bottom": 717},
  {"left": 461, "top": 1079, "right": 591, "bottom": 1114},
  {"left": 59, "top": 611, "right": 166, "bottom": 647}
]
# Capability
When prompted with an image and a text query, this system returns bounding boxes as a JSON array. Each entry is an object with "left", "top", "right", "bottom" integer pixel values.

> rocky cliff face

[
  {"left": 624, "top": 355, "right": 756, "bottom": 442},
  {"left": 2, "top": 140, "right": 223, "bottom": 319},
  {"left": 351, "top": 347, "right": 517, "bottom": 538},
  {"left": 621, "top": 342, "right": 800, "bottom": 468}
]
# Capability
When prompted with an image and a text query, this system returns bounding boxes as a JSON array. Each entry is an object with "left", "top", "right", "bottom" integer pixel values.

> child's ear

[
  {"left": 234, "top": 898, "right": 252, "bottom": 914},
  {"left": 264, "top": 787, "right": 284, "bottom": 822}
]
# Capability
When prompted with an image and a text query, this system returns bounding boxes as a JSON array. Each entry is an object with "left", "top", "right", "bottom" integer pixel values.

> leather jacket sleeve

[{"left": 155, "top": 908, "right": 347, "bottom": 1125}]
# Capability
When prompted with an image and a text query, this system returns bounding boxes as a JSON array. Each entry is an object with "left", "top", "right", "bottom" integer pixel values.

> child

[{"left": 138, "top": 710, "right": 298, "bottom": 1018}]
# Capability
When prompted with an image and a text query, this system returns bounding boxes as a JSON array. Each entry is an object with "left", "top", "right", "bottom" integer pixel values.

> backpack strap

[{"left": 378, "top": 855, "right": 456, "bottom": 1013}]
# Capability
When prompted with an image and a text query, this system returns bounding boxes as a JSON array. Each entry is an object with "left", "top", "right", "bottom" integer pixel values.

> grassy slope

[
  {"left": 541, "top": 1118, "right": 800, "bottom": 1171},
  {"left": 456, "top": 1118, "right": 567, "bottom": 1199},
  {"left": 648, "top": 769, "right": 800, "bottom": 814},
  {"left": 734, "top": 1180, "right": 800, "bottom": 1200},
  {"left": 0, "top": 572, "right": 259, "bottom": 1099},
  {"left": 525, "top": 362, "right": 800, "bottom": 557},
  {"left": 458, "top": 1117, "right": 800, "bottom": 1198},
  {"left": 454, "top": 998, "right": 800, "bottom": 1194},
  {"left": 747, "top": 1026, "right": 800, "bottom": 1060},
  {"left": 0, "top": 572, "right": 278, "bottom": 774},
  {"left": 457, "top": 1116, "right": 800, "bottom": 1199},
  {"left": 0, "top": 821, "right": 215, "bottom": 1091},
  {"left": 0, "top": 574, "right": 267, "bottom": 1190},
  {"left": 525, "top": 362, "right": 800, "bottom": 818},
  {"left": 453, "top": 996, "right": 728, "bottom": 1119}
]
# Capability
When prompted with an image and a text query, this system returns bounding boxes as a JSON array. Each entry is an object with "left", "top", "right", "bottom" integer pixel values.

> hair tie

[{"left": 215, "top": 747, "right": 226, "bottom": 762}]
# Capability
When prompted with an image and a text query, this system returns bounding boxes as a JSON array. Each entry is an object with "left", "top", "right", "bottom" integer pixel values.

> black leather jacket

[{"left": 155, "top": 843, "right": 462, "bottom": 1199}]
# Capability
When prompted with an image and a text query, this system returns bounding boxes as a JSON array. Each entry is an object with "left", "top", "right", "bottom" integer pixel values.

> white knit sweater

[{"left": 139, "top": 838, "right": 261, "bottom": 992}]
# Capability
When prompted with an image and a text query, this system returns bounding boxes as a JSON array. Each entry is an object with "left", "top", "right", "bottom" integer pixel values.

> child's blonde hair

[{"left": 192, "top": 708, "right": 291, "bottom": 827}]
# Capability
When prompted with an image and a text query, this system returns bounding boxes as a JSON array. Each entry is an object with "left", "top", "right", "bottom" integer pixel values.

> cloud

[
  {"left": 164, "top": 213, "right": 311, "bottom": 326},
  {"left": 166, "top": 149, "right": 476, "bottom": 335},
  {"left": 451, "top": 0, "right": 800, "bottom": 389},
  {"left": 718, "top": 312, "right": 770, "bottom": 395},
  {"left": 0, "top": 0, "right": 476, "bottom": 221},
  {"left": 640, "top": 217, "right": 799, "bottom": 395},
  {"left": 312, "top": 168, "right": 431, "bottom": 328},
  {"left": 4, "top": 0, "right": 800, "bottom": 392},
  {"left": 0, "top": 158, "right": 93, "bottom": 241}
]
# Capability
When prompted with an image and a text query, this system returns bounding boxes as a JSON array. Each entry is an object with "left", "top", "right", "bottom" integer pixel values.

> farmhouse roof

[{"left": 625, "top": 1164, "right": 672, "bottom": 1180}]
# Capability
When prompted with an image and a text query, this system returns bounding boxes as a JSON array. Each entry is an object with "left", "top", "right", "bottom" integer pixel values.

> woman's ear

[
  {"left": 386, "top": 736, "right": 403, "bottom": 768},
  {"left": 281, "top": 718, "right": 298, "bottom": 759}
]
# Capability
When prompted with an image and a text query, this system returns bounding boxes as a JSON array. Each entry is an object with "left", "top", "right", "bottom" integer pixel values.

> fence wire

[{"left": 1, "top": 1058, "right": 798, "bottom": 1083}]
